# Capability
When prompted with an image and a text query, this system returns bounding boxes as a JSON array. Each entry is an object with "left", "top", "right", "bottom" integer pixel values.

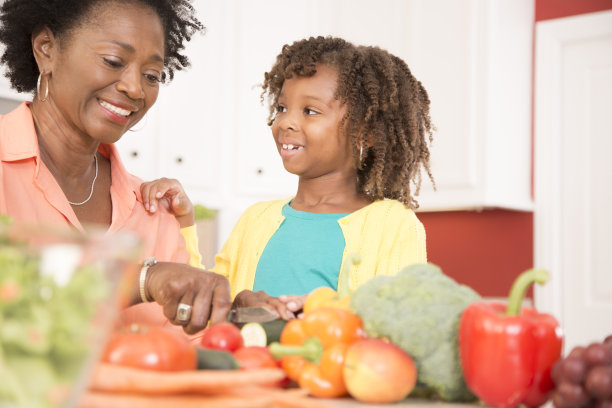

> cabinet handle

[
  {"left": 131, "top": 151, "right": 138, "bottom": 158},
  {"left": 176, "top": 157, "right": 183, "bottom": 164},
  {"left": 256, "top": 168, "right": 264, "bottom": 175}
]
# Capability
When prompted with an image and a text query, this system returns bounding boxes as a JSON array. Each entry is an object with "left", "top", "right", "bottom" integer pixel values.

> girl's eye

[
  {"left": 103, "top": 57, "right": 123, "bottom": 68},
  {"left": 276, "top": 105, "right": 287, "bottom": 113},
  {"left": 305, "top": 108, "right": 319, "bottom": 115}
]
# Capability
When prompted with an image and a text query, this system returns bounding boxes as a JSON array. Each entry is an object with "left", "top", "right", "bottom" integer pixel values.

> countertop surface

[{"left": 317, "top": 397, "right": 484, "bottom": 408}]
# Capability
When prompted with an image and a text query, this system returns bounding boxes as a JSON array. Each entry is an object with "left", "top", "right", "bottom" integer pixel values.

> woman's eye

[
  {"left": 103, "top": 57, "right": 123, "bottom": 68},
  {"left": 144, "top": 73, "right": 161, "bottom": 84}
]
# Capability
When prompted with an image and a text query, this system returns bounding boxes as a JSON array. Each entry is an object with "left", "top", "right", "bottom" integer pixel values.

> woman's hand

[
  {"left": 145, "top": 262, "right": 232, "bottom": 334},
  {"left": 140, "top": 178, "right": 194, "bottom": 228},
  {"left": 233, "top": 290, "right": 297, "bottom": 320}
]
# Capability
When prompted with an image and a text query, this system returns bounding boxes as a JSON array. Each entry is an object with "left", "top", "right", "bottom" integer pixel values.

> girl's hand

[
  {"left": 140, "top": 178, "right": 194, "bottom": 228},
  {"left": 278, "top": 294, "right": 308, "bottom": 318},
  {"left": 233, "top": 290, "right": 296, "bottom": 320}
]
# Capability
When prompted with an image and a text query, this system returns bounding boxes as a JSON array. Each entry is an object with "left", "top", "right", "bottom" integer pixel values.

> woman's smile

[{"left": 97, "top": 98, "right": 135, "bottom": 125}]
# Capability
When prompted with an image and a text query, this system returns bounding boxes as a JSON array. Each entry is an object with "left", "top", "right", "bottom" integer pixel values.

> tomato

[
  {"left": 102, "top": 324, "right": 197, "bottom": 371},
  {"left": 233, "top": 346, "right": 279, "bottom": 370},
  {"left": 200, "top": 322, "right": 244, "bottom": 352}
]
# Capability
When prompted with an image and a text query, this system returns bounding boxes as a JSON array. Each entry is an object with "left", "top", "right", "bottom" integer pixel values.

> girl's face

[
  {"left": 44, "top": 1, "right": 165, "bottom": 144},
  {"left": 271, "top": 64, "right": 353, "bottom": 180}
]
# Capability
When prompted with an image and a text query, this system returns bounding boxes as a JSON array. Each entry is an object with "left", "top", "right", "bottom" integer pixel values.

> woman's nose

[{"left": 117, "top": 67, "right": 145, "bottom": 100}]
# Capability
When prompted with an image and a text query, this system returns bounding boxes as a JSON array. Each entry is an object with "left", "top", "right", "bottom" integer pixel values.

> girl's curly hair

[
  {"left": 0, "top": 0, "right": 203, "bottom": 93},
  {"left": 261, "top": 36, "right": 435, "bottom": 209}
]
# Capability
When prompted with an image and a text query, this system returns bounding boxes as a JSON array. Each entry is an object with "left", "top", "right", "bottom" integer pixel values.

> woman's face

[{"left": 47, "top": 1, "right": 165, "bottom": 144}]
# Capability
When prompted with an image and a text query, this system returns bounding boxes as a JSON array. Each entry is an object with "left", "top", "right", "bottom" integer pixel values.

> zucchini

[
  {"left": 196, "top": 347, "right": 239, "bottom": 370},
  {"left": 240, "top": 319, "right": 287, "bottom": 346}
]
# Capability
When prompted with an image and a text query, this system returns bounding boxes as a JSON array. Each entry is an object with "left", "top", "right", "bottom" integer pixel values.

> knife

[{"left": 226, "top": 306, "right": 280, "bottom": 324}]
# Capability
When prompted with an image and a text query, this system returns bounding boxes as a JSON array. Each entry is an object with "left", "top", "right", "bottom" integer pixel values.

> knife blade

[{"left": 226, "top": 306, "right": 280, "bottom": 324}]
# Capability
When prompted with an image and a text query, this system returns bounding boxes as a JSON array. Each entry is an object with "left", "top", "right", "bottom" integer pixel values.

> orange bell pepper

[
  {"left": 268, "top": 307, "right": 367, "bottom": 398},
  {"left": 302, "top": 254, "right": 360, "bottom": 313}
]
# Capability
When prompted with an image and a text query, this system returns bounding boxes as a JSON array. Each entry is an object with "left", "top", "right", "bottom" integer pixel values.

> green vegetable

[
  {"left": 196, "top": 347, "right": 239, "bottom": 370},
  {"left": 0, "top": 242, "right": 110, "bottom": 408},
  {"left": 0, "top": 214, "right": 12, "bottom": 226},
  {"left": 240, "top": 320, "right": 286, "bottom": 347},
  {"left": 194, "top": 204, "right": 216, "bottom": 221},
  {"left": 349, "top": 263, "right": 481, "bottom": 402},
  {"left": 240, "top": 322, "right": 268, "bottom": 347}
]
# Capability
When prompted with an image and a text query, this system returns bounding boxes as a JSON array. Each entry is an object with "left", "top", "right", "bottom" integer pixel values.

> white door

[{"left": 534, "top": 10, "right": 612, "bottom": 354}]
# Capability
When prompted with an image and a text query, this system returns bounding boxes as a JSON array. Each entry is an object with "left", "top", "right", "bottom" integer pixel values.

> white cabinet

[
  {"left": 65, "top": 0, "right": 533, "bottom": 247},
  {"left": 403, "top": 0, "right": 534, "bottom": 212}
]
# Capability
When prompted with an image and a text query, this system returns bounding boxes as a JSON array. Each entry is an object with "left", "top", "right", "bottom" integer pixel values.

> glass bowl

[{"left": 0, "top": 220, "right": 142, "bottom": 408}]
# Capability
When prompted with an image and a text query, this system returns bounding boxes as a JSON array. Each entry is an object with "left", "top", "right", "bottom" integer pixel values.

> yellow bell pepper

[{"left": 303, "top": 254, "right": 360, "bottom": 313}]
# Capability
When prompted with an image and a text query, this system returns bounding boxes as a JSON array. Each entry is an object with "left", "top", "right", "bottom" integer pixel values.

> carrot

[
  {"left": 88, "top": 363, "right": 286, "bottom": 395},
  {"left": 79, "top": 391, "right": 276, "bottom": 408},
  {"left": 80, "top": 390, "right": 333, "bottom": 408}
]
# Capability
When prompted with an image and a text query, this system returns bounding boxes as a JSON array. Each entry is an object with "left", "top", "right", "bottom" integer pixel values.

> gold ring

[{"left": 176, "top": 303, "right": 192, "bottom": 322}]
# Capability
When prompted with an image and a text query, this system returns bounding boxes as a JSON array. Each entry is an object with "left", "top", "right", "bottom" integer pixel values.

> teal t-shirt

[{"left": 252, "top": 203, "right": 349, "bottom": 297}]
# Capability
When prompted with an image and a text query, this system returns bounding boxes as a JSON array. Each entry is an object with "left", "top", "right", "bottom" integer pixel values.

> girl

[
  {"left": 144, "top": 36, "right": 435, "bottom": 319},
  {"left": 214, "top": 36, "right": 434, "bottom": 316}
]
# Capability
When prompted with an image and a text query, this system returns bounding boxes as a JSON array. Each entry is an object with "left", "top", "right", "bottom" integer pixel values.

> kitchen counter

[{"left": 318, "top": 397, "right": 484, "bottom": 408}]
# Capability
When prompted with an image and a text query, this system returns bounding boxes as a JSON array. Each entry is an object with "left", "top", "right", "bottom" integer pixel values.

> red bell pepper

[{"left": 459, "top": 269, "right": 563, "bottom": 408}]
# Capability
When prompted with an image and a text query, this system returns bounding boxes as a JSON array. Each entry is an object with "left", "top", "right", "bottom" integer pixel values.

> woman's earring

[
  {"left": 359, "top": 144, "right": 364, "bottom": 164},
  {"left": 37, "top": 71, "right": 49, "bottom": 102}
]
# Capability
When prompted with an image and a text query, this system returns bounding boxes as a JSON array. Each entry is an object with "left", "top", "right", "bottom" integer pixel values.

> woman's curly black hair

[
  {"left": 0, "top": 0, "right": 203, "bottom": 93},
  {"left": 262, "top": 36, "right": 435, "bottom": 209}
]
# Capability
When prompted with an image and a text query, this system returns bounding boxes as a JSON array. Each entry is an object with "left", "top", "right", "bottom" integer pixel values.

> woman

[{"left": 0, "top": 0, "right": 231, "bottom": 335}]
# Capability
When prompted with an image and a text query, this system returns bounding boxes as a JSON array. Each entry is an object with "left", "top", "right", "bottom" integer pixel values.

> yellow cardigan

[
  {"left": 180, "top": 224, "right": 204, "bottom": 268},
  {"left": 209, "top": 199, "right": 427, "bottom": 299}
]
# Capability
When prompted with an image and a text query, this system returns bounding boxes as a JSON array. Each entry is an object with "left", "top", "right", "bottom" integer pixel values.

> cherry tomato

[
  {"left": 200, "top": 322, "right": 244, "bottom": 352},
  {"left": 102, "top": 324, "right": 197, "bottom": 371},
  {"left": 233, "top": 346, "right": 279, "bottom": 370}
]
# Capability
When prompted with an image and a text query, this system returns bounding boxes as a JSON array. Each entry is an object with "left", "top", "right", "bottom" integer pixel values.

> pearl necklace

[{"left": 68, "top": 154, "right": 98, "bottom": 206}]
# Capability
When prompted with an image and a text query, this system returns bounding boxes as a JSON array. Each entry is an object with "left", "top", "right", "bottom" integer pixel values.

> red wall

[
  {"left": 418, "top": 210, "right": 533, "bottom": 297},
  {"left": 535, "top": 0, "right": 612, "bottom": 21},
  {"left": 420, "top": 0, "right": 611, "bottom": 298}
]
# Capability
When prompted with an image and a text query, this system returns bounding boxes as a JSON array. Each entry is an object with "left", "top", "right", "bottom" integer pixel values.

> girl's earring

[{"left": 37, "top": 71, "right": 49, "bottom": 102}]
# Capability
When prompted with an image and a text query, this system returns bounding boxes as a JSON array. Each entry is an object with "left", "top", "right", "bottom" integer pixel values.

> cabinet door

[
  {"left": 228, "top": 0, "right": 533, "bottom": 210},
  {"left": 231, "top": 0, "right": 417, "bottom": 200},
  {"left": 115, "top": 102, "right": 160, "bottom": 182},
  {"left": 116, "top": 1, "right": 229, "bottom": 195},
  {"left": 155, "top": 0, "right": 228, "bottom": 194},
  {"left": 405, "top": 0, "right": 533, "bottom": 211},
  {"left": 231, "top": 0, "right": 322, "bottom": 199}
]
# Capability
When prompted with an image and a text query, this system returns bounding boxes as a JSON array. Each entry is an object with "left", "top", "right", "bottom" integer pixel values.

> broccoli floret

[{"left": 349, "top": 263, "right": 480, "bottom": 401}]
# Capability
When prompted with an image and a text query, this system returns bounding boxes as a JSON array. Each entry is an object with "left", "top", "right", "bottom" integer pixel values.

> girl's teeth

[
  {"left": 282, "top": 144, "right": 302, "bottom": 150},
  {"left": 100, "top": 100, "right": 131, "bottom": 117}
]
